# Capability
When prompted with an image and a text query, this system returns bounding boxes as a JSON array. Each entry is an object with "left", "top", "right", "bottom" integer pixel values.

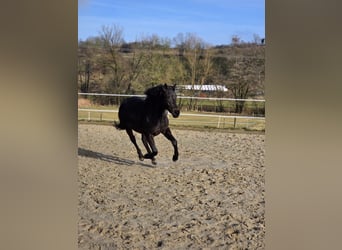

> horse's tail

[{"left": 113, "top": 121, "right": 125, "bottom": 130}]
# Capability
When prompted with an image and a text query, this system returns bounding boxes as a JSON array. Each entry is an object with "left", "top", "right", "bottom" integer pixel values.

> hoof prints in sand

[{"left": 78, "top": 124, "right": 265, "bottom": 249}]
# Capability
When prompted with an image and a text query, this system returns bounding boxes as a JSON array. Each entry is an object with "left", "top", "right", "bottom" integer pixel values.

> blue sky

[{"left": 78, "top": 0, "right": 264, "bottom": 45}]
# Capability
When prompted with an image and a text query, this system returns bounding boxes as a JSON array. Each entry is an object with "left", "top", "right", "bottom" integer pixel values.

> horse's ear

[
  {"left": 161, "top": 83, "right": 169, "bottom": 93},
  {"left": 172, "top": 84, "right": 176, "bottom": 90}
]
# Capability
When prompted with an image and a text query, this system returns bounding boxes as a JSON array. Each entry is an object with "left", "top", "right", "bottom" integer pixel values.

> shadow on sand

[{"left": 78, "top": 147, "right": 155, "bottom": 168}]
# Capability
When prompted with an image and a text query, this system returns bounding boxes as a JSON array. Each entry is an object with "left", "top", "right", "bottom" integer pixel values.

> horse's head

[
  {"left": 145, "top": 84, "right": 180, "bottom": 118},
  {"left": 162, "top": 84, "right": 180, "bottom": 118}
]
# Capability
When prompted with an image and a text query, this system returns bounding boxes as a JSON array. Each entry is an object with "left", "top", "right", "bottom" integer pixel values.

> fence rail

[
  {"left": 78, "top": 108, "right": 265, "bottom": 130},
  {"left": 78, "top": 93, "right": 265, "bottom": 130},
  {"left": 78, "top": 92, "right": 265, "bottom": 102}
]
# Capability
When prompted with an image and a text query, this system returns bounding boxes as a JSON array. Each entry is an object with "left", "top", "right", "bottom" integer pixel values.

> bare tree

[
  {"left": 137, "top": 34, "right": 169, "bottom": 86},
  {"left": 253, "top": 34, "right": 262, "bottom": 44},
  {"left": 174, "top": 33, "right": 212, "bottom": 110},
  {"left": 229, "top": 57, "right": 263, "bottom": 113},
  {"left": 78, "top": 41, "right": 95, "bottom": 93},
  {"left": 231, "top": 35, "right": 241, "bottom": 45},
  {"left": 124, "top": 42, "right": 145, "bottom": 93},
  {"left": 100, "top": 24, "right": 124, "bottom": 48},
  {"left": 99, "top": 24, "right": 126, "bottom": 96}
]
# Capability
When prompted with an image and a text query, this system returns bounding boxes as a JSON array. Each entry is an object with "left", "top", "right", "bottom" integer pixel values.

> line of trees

[{"left": 78, "top": 24, "right": 265, "bottom": 113}]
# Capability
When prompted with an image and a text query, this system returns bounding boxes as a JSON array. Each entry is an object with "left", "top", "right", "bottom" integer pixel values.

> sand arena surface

[{"left": 78, "top": 124, "right": 265, "bottom": 249}]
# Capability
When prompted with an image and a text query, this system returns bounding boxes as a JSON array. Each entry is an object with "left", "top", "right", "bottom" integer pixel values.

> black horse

[{"left": 114, "top": 84, "right": 180, "bottom": 165}]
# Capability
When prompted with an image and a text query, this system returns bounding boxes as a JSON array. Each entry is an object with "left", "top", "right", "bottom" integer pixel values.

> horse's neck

[{"left": 145, "top": 98, "right": 166, "bottom": 118}]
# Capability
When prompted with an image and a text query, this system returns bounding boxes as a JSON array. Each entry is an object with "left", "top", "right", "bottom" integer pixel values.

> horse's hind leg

[
  {"left": 143, "top": 133, "right": 158, "bottom": 165},
  {"left": 126, "top": 129, "right": 144, "bottom": 161},
  {"left": 142, "top": 134, "right": 156, "bottom": 164},
  {"left": 162, "top": 127, "right": 178, "bottom": 161}
]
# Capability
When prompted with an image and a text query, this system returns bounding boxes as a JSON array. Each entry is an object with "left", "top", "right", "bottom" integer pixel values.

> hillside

[{"left": 78, "top": 34, "right": 264, "bottom": 113}]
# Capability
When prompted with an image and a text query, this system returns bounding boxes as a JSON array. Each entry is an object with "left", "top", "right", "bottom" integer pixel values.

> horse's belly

[
  {"left": 144, "top": 125, "right": 162, "bottom": 136},
  {"left": 127, "top": 114, "right": 168, "bottom": 135}
]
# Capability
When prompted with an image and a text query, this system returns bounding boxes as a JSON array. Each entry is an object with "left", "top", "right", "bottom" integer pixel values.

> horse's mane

[
  {"left": 144, "top": 84, "right": 164, "bottom": 98},
  {"left": 145, "top": 84, "right": 167, "bottom": 97},
  {"left": 144, "top": 84, "right": 176, "bottom": 98}
]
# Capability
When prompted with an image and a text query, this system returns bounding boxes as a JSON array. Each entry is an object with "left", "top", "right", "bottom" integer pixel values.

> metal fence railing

[
  {"left": 78, "top": 93, "right": 265, "bottom": 130},
  {"left": 78, "top": 108, "right": 265, "bottom": 130}
]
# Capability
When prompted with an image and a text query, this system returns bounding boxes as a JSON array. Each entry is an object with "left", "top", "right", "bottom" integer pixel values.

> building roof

[{"left": 179, "top": 85, "right": 228, "bottom": 92}]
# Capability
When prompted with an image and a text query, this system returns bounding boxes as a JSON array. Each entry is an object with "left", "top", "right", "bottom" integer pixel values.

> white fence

[
  {"left": 78, "top": 92, "right": 265, "bottom": 102},
  {"left": 78, "top": 108, "right": 264, "bottom": 128},
  {"left": 78, "top": 93, "right": 265, "bottom": 130}
]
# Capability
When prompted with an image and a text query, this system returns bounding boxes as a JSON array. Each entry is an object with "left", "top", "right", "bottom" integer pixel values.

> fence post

[
  {"left": 217, "top": 116, "right": 221, "bottom": 128},
  {"left": 233, "top": 117, "right": 237, "bottom": 128},
  {"left": 88, "top": 111, "right": 90, "bottom": 121}
]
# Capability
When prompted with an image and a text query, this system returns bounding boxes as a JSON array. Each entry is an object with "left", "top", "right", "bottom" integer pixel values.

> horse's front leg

[
  {"left": 126, "top": 129, "right": 144, "bottom": 161},
  {"left": 162, "top": 127, "right": 178, "bottom": 161},
  {"left": 143, "top": 133, "right": 158, "bottom": 165}
]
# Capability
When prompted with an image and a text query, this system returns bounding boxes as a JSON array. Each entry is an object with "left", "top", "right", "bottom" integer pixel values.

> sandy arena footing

[{"left": 78, "top": 124, "right": 265, "bottom": 249}]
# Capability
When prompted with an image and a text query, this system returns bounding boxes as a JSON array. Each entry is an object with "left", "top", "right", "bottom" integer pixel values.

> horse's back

[
  {"left": 117, "top": 97, "right": 145, "bottom": 130},
  {"left": 120, "top": 96, "right": 145, "bottom": 110}
]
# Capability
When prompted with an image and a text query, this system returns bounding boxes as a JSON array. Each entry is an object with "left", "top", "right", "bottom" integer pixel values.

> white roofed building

[{"left": 178, "top": 84, "right": 228, "bottom": 93}]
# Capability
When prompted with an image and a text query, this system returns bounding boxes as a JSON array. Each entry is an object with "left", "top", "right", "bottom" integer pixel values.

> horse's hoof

[
  {"left": 172, "top": 155, "right": 178, "bottom": 161},
  {"left": 152, "top": 159, "right": 157, "bottom": 165},
  {"left": 139, "top": 157, "right": 144, "bottom": 161}
]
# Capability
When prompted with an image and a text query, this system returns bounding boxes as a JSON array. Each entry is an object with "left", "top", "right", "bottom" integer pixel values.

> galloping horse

[{"left": 114, "top": 84, "right": 180, "bottom": 165}]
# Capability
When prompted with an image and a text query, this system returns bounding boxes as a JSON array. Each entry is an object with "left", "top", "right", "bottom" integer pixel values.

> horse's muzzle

[{"left": 172, "top": 109, "right": 180, "bottom": 118}]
